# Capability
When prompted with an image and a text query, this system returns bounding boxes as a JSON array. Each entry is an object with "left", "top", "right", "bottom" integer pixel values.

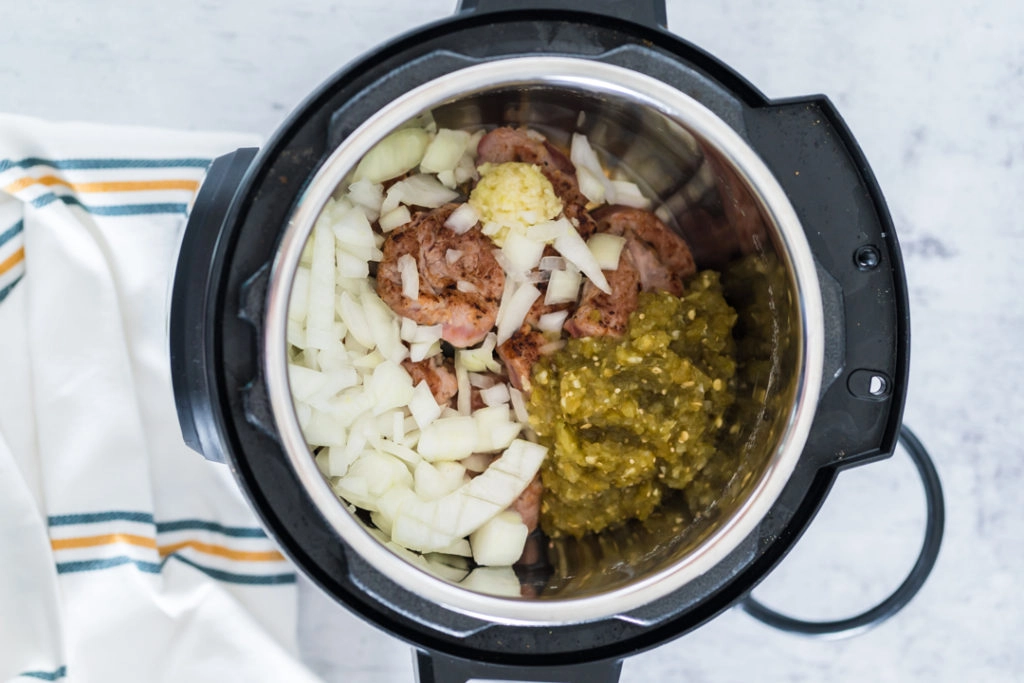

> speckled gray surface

[{"left": 4, "top": 1, "right": 1020, "bottom": 681}]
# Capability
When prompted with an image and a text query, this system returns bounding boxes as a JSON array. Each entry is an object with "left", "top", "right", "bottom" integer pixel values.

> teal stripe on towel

[
  {"left": 0, "top": 157, "right": 211, "bottom": 173},
  {"left": 19, "top": 665, "right": 67, "bottom": 681}
]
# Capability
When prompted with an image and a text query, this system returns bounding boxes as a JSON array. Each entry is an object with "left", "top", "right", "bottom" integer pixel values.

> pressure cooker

[{"left": 168, "top": 1, "right": 944, "bottom": 681}]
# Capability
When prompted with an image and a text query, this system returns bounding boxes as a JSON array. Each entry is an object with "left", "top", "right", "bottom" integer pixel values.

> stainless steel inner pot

[{"left": 263, "top": 57, "right": 824, "bottom": 625}]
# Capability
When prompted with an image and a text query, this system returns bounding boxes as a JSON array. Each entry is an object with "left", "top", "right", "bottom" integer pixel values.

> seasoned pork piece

[
  {"left": 593, "top": 205, "right": 696, "bottom": 296},
  {"left": 565, "top": 249, "right": 641, "bottom": 338},
  {"left": 477, "top": 127, "right": 596, "bottom": 239},
  {"left": 566, "top": 207, "right": 696, "bottom": 338},
  {"left": 511, "top": 474, "right": 543, "bottom": 533},
  {"left": 401, "top": 356, "right": 458, "bottom": 405},
  {"left": 377, "top": 204, "right": 505, "bottom": 347},
  {"left": 496, "top": 324, "right": 548, "bottom": 393}
]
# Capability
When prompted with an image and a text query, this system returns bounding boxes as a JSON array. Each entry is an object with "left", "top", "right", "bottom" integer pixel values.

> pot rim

[{"left": 263, "top": 56, "right": 824, "bottom": 625}]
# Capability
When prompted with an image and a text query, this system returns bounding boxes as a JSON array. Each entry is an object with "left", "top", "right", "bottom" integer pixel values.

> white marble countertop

[{"left": 4, "top": 1, "right": 1020, "bottom": 681}]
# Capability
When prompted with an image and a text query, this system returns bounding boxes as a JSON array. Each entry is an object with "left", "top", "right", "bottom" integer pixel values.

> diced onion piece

[
  {"left": 397, "top": 253, "right": 419, "bottom": 300},
  {"left": 571, "top": 133, "right": 614, "bottom": 203},
  {"left": 468, "top": 372, "right": 496, "bottom": 389},
  {"left": 338, "top": 290, "right": 374, "bottom": 348},
  {"left": 460, "top": 566, "right": 522, "bottom": 597},
  {"left": 420, "top": 128, "right": 472, "bottom": 174},
  {"left": 346, "top": 179, "right": 385, "bottom": 222},
  {"left": 553, "top": 229, "right": 610, "bottom": 293},
  {"left": 544, "top": 268, "right": 582, "bottom": 306},
  {"left": 409, "top": 381, "right": 443, "bottom": 429},
  {"left": 417, "top": 416, "right": 478, "bottom": 461},
  {"left": 354, "top": 127, "right": 430, "bottom": 184},
  {"left": 473, "top": 405, "right": 522, "bottom": 453},
  {"left": 306, "top": 220, "right": 337, "bottom": 349},
  {"left": 587, "top": 232, "right": 627, "bottom": 271},
  {"left": 479, "top": 383, "right": 510, "bottom": 407},
  {"left": 390, "top": 439, "right": 546, "bottom": 552},
  {"left": 362, "top": 290, "right": 406, "bottom": 363},
  {"left": 393, "top": 174, "right": 459, "bottom": 209},
  {"left": 539, "top": 340, "right": 566, "bottom": 355},
  {"left": 287, "top": 319, "right": 307, "bottom": 349},
  {"left": 470, "top": 510, "right": 529, "bottom": 566},
  {"left": 373, "top": 437, "right": 421, "bottom": 466},
  {"left": 337, "top": 249, "right": 369, "bottom": 279},
  {"left": 456, "top": 281, "right": 478, "bottom": 294},
  {"left": 437, "top": 170, "right": 457, "bottom": 189},
  {"left": 414, "top": 460, "right": 467, "bottom": 501},
  {"left": 501, "top": 230, "right": 546, "bottom": 273},
  {"left": 509, "top": 387, "right": 529, "bottom": 424},
  {"left": 496, "top": 283, "right": 541, "bottom": 345},
  {"left": 366, "top": 360, "right": 415, "bottom": 415},
  {"left": 457, "top": 333, "right": 501, "bottom": 373},
  {"left": 336, "top": 451, "right": 414, "bottom": 512},
  {"left": 535, "top": 310, "right": 567, "bottom": 334},
  {"left": 412, "top": 324, "right": 443, "bottom": 345},
  {"left": 538, "top": 256, "right": 567, "bottom": 271},
  {"left": 409, "top": 340, "right": 441, "bottom": 362},
  {"left": 444, "top": 203, "right": 479, "bottom": 235},
  {"left": 400, "top": 316, "right": 418, "bottom": 342},
  {"left": 288, "top": 266, "right": 311, "bottom": 322},
  {"left": 455, "top": 360, "right": 472, "bottom": 416},
  {"left": 445, "top": 249, "right": 463, "bottom": 265},
  {"left": 302, "top": 410, "right": 348, "bottom": 447},
  {"left": 332, "top": 202, "right": 379, "bottom": 260},
  {"left": 526, "top": 216, "right": 573, "bottom": 243},
  {"left": 460, "top": 452, "right": 493, "bottom": 473},
  {"left": 610, "top": 180, "right": 651, "bottom": 209},
  {"left": 379, "top": 205, "right": 412, "bottom": 233},
  {"left": 576, "top": 166, "right": 607, "bottom": 204}
]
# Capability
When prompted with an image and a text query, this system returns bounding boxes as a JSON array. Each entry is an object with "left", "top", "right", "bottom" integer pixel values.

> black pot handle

[
  {"left": 740, "top": 425, "right": 944, "bottom": 637},
  {"left": 169, "top": 147, "right": 259, "bottom": 463},
  {"left": 455, "top": 0, "right": 667, "bottom": 29},
  {"left": 414, "top": 650, "right": 623, "bottom": 683}
]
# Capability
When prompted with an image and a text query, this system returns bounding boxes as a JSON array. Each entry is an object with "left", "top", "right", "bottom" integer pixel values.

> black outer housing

[{"left": 169, "top": 2, "right": 910, "bottom": 679}]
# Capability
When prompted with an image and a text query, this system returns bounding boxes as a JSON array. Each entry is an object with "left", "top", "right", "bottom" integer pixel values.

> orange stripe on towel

[
  {"left": 0, "top": 247, "right": 25, "bottom": 277},
  {"left": 158, "top": 540, "right": 285, "bottom": 563},
  {"left": 51, "top": 533, "right": 158, "bottom": 551},
  {"left": 4, "top": 175, "right": 199, "bottom": 194}
]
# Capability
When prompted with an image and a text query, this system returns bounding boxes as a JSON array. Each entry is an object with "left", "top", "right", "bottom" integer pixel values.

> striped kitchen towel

[{"left": 0, "top": 115, "right": 321, "bottom": 683}]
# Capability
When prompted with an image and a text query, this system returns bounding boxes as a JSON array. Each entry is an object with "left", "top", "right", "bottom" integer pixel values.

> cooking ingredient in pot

[
  {"left": 376, "top": 203, "right": 506, "bottom": 347},
  {"left": 529, "top": 275, "right": 738, "bottom": 538},
  {"left": 468, "top": 162, "right": 563, "bottom": 246}
]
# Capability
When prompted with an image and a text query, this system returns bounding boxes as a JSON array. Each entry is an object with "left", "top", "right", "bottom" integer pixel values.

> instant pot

[{"left": 168, "top": 1, "right": 944, "bottom": 680}]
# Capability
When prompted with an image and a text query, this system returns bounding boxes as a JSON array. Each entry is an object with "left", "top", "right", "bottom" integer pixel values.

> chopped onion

[
  {"left": 346, "top": 179, "right": 385, "bottom": 222},
  {"left": 495, "top": 283, "right": 541, "bottom": 345},
  {"left": 536, "top": 309, "right": 569, "bottom": 333},
  {"left": 460, "top": 452, "right": 493, "bottom": 473},
  {"left": 336, "top": 249, "right": 369, "bottom": 279},
  {"left": 539, "top": 340, "right": 566, "bottom": 355},
  {"left": 445, "top": 249, "right": 463, "bottom": 264},
  {"left": 468, "top": 372, "right": 496, "bottom": 389},
  {"left": 390, "top": 174, "right": 459, "bottom": 209},
  {"left": 576, "top": 165, "right": 606, "bottom": 204},
  {"left": 470, "top": 511, "right": 528, "bottom": 567},
  {"left": 553, "top": 229, "right": 611, "bottom": 293},
  {"left": 361, "top": 290, "right": 406, "bottom": 364},
  {"left": 400, "top": 316, "right": 417, "bottom": 342},
  {"left": 501, "top": 230, "right": 546, "bottom": 272},
  {"left": 397, "top": 253, "right": 419, "bottom": 300},
  {"left": 378, "top": 205, "right": 411, "bottom": 233},
  {"left": 420, "top": 128, "right": 471, "bottom": 174},
  {"left": 479, "top": 383, "right": 511, "bottom": 407},
  {"left": 570, "top": 133, "right": 614, "bottom": 204},
  {"left": 526, "top": 216, "right": 573, "bottom": 243},
  {"left": 437, "top": 170, "right": 457, "bottom": 189},
  {"left": 288, "top": 266, "right": 311, "bottom": 322},
  {"left": 525, "top": 270, "right": 551, "bottom": 284},
  {"left": 306, "top": 220, "right": 337, "bottom": 350},
  {"left": 538, "top": 256, "right": 567, "bottom": 271},
  {"left": 610, "top": 180, "right": 651, "bottom": 209},
  {"left": 417, "top": 416, "right": 478, "bottom": 461},
  {"left": 367, "top": 360, "right": 415, "bottom": 415},
  {"left": 412, "top": 324, "right": 443, "bottom": 345},
  {"left": 587, "top": 232, "right": 626, "bottom": 270},
  {"left": 509, "top": 387, "right": 529, "bottom": 424},
  {"left": 444, "top": 203, "right": 479, "bottom": 235},
  {"left": 457, "top": 333, "right": 501, "bottom": 373},
  {"left": 409, "top": 380, "right": 443, "bottom": 429},
  {"left": 338, "top": 291, "right": 374, "bottom": 348},
  {"left": 544, "top": 268, "right": 582, "bottom": 306},
  {"left": 456, "top": 280, "right": 478, "bottom": 294},
  {"left": 354, "top": 127, "right": 430, "bottom": 184},
  {"left": 409, "top": 340, "right": 441, "bottom": 362}
]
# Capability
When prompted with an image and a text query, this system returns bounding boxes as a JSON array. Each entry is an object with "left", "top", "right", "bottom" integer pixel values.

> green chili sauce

[{"left": 528, "top": 271, "right": 738, "bottom": 538}]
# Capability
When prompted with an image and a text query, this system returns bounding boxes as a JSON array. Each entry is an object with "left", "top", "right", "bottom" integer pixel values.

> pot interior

[{"left": 268, "top": 59, "right": 819, "bottom": 623}]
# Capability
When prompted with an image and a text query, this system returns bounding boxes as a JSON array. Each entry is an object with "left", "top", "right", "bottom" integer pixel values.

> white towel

[{"left": 0, "top": 114, "right": 321, "bottom": 683}]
